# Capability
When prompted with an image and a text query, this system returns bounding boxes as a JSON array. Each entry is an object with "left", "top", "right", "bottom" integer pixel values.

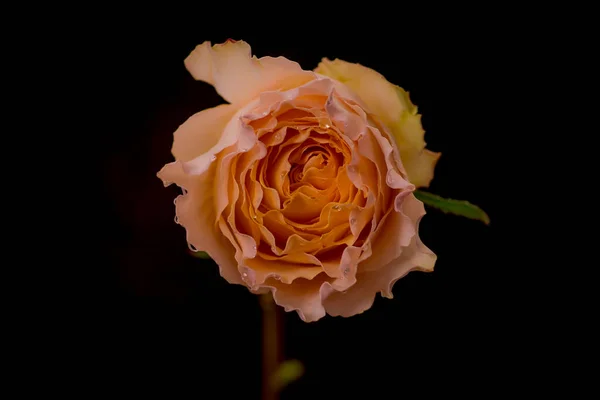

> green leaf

[
  {"left": 414, "top": 190, "right": 490, "bottom": 225},
  {"left": 189, "top": 250, "right": 211, "bottom": 259},
  {"left": 271, "top": 359, "right": 304, "bottom": 391}
]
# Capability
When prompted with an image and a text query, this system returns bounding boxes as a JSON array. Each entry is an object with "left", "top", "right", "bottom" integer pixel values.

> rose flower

[{"left": 158, "top": 40, "right": 440, "bottom": 322}]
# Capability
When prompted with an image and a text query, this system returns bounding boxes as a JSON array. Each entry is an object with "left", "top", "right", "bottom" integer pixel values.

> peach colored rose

[{"left": 158, "top": 40, "right": 438, "bottom": 322}]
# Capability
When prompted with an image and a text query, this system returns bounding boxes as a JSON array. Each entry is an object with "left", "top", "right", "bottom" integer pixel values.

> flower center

[{"left": 289, "top": 150, "right": 328, "bottom": 185}]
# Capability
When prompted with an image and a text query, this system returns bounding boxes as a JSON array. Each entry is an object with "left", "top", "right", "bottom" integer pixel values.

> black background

[{"left": 94, "top": 21, "right": 509, "bottom": 398}]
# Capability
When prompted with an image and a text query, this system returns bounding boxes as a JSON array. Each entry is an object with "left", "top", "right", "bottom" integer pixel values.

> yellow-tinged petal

[
  {"left": 315, "top": 58, "right": 440, "bottom": 188},
  {"left": 185, "top": 40, "right": 316, "bottom": 105}
]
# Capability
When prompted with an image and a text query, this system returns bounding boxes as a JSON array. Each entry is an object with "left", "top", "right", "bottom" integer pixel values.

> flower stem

[{"left": 260, "top": 293, "right": 282, "bottom": 400}]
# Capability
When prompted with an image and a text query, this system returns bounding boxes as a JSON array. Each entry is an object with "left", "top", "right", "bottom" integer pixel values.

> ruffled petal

[
  {"left": 171, "top": 104, "right": 237, "bottom": 162},
  {"left": 315, "top": 58, "right": 440, "bottom": 187},
  {"left": 323, "top": 194, "right": 436, "bottom": 317},
  {"left": 264, "top": 275, "right": 331, "bottom": 322},
  {"left": 157, "top": 161, "right": 243, "bottom": 285},
  {"left": 185, "top": 40, "right": 316, "bottom": 105}
]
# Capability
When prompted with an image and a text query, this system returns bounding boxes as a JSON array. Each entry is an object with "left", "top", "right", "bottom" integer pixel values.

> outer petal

[
  {"left": 171, "top": 104, "right": 237, "bottom": 162},
  {"left": 315, "top": 58, "right": 440, "bottom": 188},
  {"left": 358, "top": 193, "right": 418, "bottom": 273},
  {"left": 157, "top": 161, "right": 243, "bottom": 285},
  {"left": 185, "top": 40, "right": 316, "bottom": 105},
  {"left": 264, "top": 276, "right": 330, "bottom": 323},
  {"left": 323, "top": 195, "right": 436, "bottom": 317}
]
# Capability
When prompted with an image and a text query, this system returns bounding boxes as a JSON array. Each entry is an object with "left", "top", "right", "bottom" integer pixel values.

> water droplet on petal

[
  {"left": 348, "top": 165, "right": 358, "bottom": 173},
  {"left": 350, "top": 218, "right": 356, "bottom": 225},
  {"left": 241, "top": 266, "right": 250, "bottom": 278},
  {"left": 386, "top": 173, "right": 397, "bottom": 186},
  {"left": 252, "top": 245, "right": 257, "bottom": 251},
  {"left": 324, "top": 124, "right": 331, "bottom": 129},
  {"left": 343, "top": 267, "right": 350, "bottom": 275},
  {"left": 240, "top": 148, "right": 248, "bottom": 152},
  {"left": 211, "top": 154, "right": 217, "bottom": 161},
  {"left": 332, "top": 205, "right": 341, "bottom": 211},
  {"left": 252, "top": 215, "right": 258, "bottom": 220}
]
